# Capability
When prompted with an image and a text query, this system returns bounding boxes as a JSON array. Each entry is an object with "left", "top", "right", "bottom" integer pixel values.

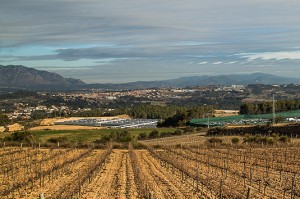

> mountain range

[
  {"left": 1, "top": 65, "right": 300, "bottom": 90},
  {"left": 0, "top": 65, "right": 85, "bottom": 89}
]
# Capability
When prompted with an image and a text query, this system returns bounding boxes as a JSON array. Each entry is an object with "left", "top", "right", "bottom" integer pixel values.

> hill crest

[{"left": 0, "top": 65, "right": 85, "bottom": 89}]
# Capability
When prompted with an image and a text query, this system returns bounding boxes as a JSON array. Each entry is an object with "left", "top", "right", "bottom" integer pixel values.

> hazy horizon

[{"left": 1, "top": 0, "right": 300, "bottom": 83}]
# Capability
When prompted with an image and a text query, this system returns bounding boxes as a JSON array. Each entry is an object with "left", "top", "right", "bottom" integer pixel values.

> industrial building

[{"left": 54, "top": 118, "right": 159, "bottom": 128}]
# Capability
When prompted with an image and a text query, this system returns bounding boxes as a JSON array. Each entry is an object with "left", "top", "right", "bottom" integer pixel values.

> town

[{"left": 1, "top": 83, "right": 299, "bottom": 120}]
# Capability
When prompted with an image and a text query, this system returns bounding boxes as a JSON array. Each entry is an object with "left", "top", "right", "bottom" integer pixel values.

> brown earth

[
  {"left": 6, "top": 123, "right": 24, "bottom": 132},
  {"left": 1, "top": 147, "right": 300, "bottom": 199},
  {"left": 213, "top": 109, "right": 239, "bottom": 117},
  {"left": 29, "top": 125, "right": 106, "bottom": 131},
  {"left": 40, "top": 114, "right": 130, "bottom": 126},
  {"left": 0, "top": 126, "right": 5, "bottom": 132},
  {"left": 81, "top": 150, "right": 138, "bottom": 199}
]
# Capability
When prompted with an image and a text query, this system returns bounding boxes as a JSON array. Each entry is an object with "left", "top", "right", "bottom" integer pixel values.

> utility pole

[
  {"left": 207, "top": 113, "right": 211, "bottom": 129},
  {"left": 272, "top": 94, "right": 276, "bottom": 126}
]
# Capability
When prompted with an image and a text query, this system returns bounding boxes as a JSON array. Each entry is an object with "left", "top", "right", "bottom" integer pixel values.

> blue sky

[{"left": 1, "top": 0, "right": 300, "bottom": 83}]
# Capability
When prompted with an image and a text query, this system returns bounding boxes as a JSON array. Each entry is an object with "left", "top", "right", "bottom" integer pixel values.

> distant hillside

[
  {"left": 1, "top": 65, "right": 300, "bottom": 90},
  {"left": 0, "top": 65, "right": 85, "bottom": 90},
  {"left": 83, "top": 73, "right": 300, "bottom": 90}
]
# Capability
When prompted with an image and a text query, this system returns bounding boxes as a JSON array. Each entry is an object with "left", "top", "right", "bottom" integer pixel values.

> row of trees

[
  {"left": 74, "top": 104, "right": 214, "bottom": 121},
  {"left": 0, "top": 90, "right": 38, "bottom": 100},
  {"left": 240, "top": 99, "right": 300, "bottom": 115}
]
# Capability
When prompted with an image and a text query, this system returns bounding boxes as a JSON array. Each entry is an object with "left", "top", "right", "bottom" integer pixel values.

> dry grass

[
  {"left": 213, "top": 109, "right": 239, "bottom": 117},
  {"left": 29, "top": 125, "right": 106, "bottom": 131},
  {"left": 41, "top": 114, "right": 130, "bottom": 125}
]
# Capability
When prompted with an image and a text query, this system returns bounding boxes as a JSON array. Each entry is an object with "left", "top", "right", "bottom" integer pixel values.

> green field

[{"left": 27, "top": 128, "right": 177, "bottom": 143}]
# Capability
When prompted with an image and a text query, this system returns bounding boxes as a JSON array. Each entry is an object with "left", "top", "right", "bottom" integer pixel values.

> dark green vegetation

[
  {"left": 43, "top": 95, "right": 97, "bottom": 110},
  {"left": 0, "top": 90, "right": 39, "bottom": 100},
  {"left": 207, "top": 124, "right": 300, "bottom": 137},
  {"left": 75, "top": 104, "right": 214, "bottom": 120},
  {"left": 231, "top": 137, "right": 240, "bottom": 144},
  {"left": 0, "top": 114, "right": 10, "bottom": 126},
  {"left": 2, "top": 131, "right": 35, "bottom": 144},
  {"left": 137, "top": 127, "right": 199, "bottom": 140},
  {"left": 242, "top": 134, "right": 290, "bottom": 145},
  {"left": 240, "top": 99, "right": 300, "bottom": 115},
  {"left": 207, "top": 137, "right": 223, "bottom": 144}
]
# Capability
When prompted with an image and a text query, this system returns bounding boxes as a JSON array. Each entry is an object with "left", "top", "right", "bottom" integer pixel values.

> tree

[
  {"left": 138, "top": 132, "right": 148, "bottom": 140},
  {"left": 149, "top": 130, "right": 160, "bottom": 139},
  {"left": 3, "top": 131, "right": 35, "bottom": 144},
  {"left": 31, "top": 110, "right": 47, "bottom": 119},
  {"left": 0, "top": 114, "right": 9, "bottom": 126}
]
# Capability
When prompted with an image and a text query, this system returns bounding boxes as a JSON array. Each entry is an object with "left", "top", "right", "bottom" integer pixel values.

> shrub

[
  {"left": 173, "top": 129, "right": 183, "bottom": 136},
  {"left": 117, "top": 130, "right": 133, "bottom": 142},
  {"left": 243, "top": 135, "right": 277, "bottom": 145},
  {"left": 231, "top": 137, "right": 240, "bottom": 144},
  {"left": 94, "top": 135, "right": 111, "bottom": 143},
  {"left": 3, "top": 131, "right": 35, "bottom": 144},
  {"left": 132, "top": 142, "right": 147, "bottom": 149},
  {"left": 149, "top": 130, "right": 160, "bottom": 139},
  {"left": 160, "top": 131, "right": 172, "bottom": 137},
  {"left": 271, "top": 133, "right": 278, "bottom": 138},
  {"left": 95, "top": 130, "right": 133, "bottom": 143},
  {"left": 207, "top": 137, "right": 223, "bottom": 144},
  {"left": 137, "top": 132, "right": 148, "bottom": 140},
  {"left": 47, "top": 136, "right": 68, "bottom": 144},
  {"left": 153, "top": 144, "right": 161, "bottom": 149},
  {"left": 267, "top": 138, "right": 275, "bottom": 145},
  {"left": 278, "top": 136, "right": 290, "bottom": 143},
  {"left": 184, "top": 126, "right": 195, "bottom": 133}
]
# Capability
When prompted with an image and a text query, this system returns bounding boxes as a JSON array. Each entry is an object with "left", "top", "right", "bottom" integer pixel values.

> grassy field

[{"left": 28, "top": 128, "right": 177, "bottom": 143}]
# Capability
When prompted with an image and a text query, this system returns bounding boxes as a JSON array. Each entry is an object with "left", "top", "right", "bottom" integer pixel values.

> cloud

[
  {"left": 2, "top": 0, "right": 300, "bottom": 82},
  {"left": 239, "top": 51, "right": 300, "bottom": 61},
  {"left": 198, "top": 62, "right": 208, "bottom": 65},
  {"left": 226, "top": 61, "right": 238, "bottom": 64}
]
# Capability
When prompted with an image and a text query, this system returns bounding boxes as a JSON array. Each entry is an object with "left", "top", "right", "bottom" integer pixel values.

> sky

[{"left": 1, "top": 0, "right": 300, "bottom": 83}]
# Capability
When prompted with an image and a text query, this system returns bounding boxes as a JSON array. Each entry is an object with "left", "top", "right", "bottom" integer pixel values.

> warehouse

[{"left": 54, "top": 118, "right": 159, "bottom": 128}]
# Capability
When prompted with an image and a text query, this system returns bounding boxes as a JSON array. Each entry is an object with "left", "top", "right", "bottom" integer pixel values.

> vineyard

[{"left": 0, "top": 144, "right": 299, "bottom": 198}]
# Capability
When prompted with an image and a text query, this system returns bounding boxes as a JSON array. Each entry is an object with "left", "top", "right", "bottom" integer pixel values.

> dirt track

[
  {"left": 136, "top": 150, "right": 199, "bottom": 199},
  {"left": 81, "top": 150, "right": 138, "bottom": 199}
]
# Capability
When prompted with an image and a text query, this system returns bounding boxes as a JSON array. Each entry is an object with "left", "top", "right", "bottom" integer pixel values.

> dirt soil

[
  {"left": 81, "top": 150, "right": 138, "bottom": 199},
  {"left": 0, "top": 126, "right": 5, "bottom": 132},
  {"left": 29, "top": 125, "right": 106, "bottom": 131},
  {"left": 214, "top": 110, "right": 239, "bottom": 117},
  {"left": 7, "top": 123, "right": 24, "bottom": 132},
  {"left": 40, "top": 115, "right": 130, "bottom": 125}
]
